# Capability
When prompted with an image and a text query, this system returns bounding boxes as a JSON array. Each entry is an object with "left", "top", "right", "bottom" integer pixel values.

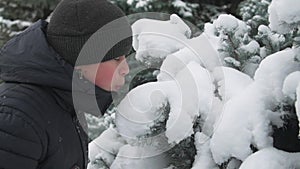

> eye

[{"left": 114, "top": 57, "right": 121, "bottom": 61}]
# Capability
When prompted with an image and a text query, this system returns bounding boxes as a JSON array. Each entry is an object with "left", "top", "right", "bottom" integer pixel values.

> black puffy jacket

[{"left": 0, "top": 20, "right": 113, "bottom": 169}]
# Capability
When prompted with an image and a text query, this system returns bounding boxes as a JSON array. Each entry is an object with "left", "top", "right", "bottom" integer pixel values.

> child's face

[{"left": 76, "top": 55, "right": 129, "bottom": 91}]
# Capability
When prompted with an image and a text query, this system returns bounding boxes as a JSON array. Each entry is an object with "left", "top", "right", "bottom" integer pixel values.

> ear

[{"left": 74, "top": 65, "right": 86, "bottom": 70}]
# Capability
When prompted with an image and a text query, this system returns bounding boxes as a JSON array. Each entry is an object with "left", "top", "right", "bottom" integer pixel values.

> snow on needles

[
  {"left": 239, "top": 147, "right": 300, "bottom": 169},
  {"left": 116, "top": 61, "right": 214, "bottom": 144},
  {"left": 132, "top": 14, "right": 191, "bottom": 66},
  {"left": 89, "top": 1, "right": 300, "bottom": 167},
  {"left": 268, "top": 0, "right": 300, "bottom": 34},
  {"left": 211, "top": 48, "right": 300, "bottom": 164}
]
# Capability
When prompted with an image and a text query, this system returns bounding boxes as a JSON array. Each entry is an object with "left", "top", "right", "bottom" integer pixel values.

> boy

[{"left": 0, "top": 0, "right": 132, "bottom": 168}]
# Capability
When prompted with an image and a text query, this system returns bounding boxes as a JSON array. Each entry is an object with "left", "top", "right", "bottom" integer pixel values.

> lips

[
  {"left": 112, "top": 77, "right": 126, "bottom": 91},
  {"left": 114, "top": 85, "right": 122, "bottom": 91},
  {"left": 115, "top": 81, "right": 124, "bottom": 90}
]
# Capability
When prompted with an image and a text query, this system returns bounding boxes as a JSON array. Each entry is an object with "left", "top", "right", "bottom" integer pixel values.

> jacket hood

[{"left": 0, "top": 20, "right": 113, "bottom": 116}]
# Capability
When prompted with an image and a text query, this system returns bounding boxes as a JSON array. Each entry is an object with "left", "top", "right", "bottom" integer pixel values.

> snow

[
  {"left": 224, "top": 57, "right": 241, "bottom": 67},
  {"left": 126, "top": 0, "right": 134, "bottom": 5},
  {"left": 0, "top": 16, "right": 31, "bottom": 36},
  {"left": 185, "top": 33, "right": 221, "bottom": 71},
  {"left": 0, "top": 16, "right": 31, "bottom": 28},
  {"left": 89, "top": 2, "right": 300, "bottom": 167},
  {"left": 116, "top": 61, "right": 214, "bottom": 144},
  {"left": 297, "top": 84, "right": 300, "bottom": 136},
  {"left": 165, "top": 61, "right": 214, "bottom": 144},
  {"left": 132, "top": 14, "right": 191, "bottom": 66},
  {"left": 257, "top": 25, "right": 286, "bottom": 56},
  {"left": 239, "top": 40, "right": 260, "bottom": 55},
  {"left": 171, "top": 0, "right": 194, "bottom": 17},
  {"left": 135, "top": 0, "right": 152, "bottom": 8},
  {"left": 214, "top": 14, "right": 249, "bottom": 37},
  {"left": 212, "top": 67, "right": 253, "bottom": 101},
  {"left": 214, "top": 14, "right": 239, "bottom": 33},
  {"left": 192, "top": 132, "right": 218, "bottom": 169},
  {"left": 116, "top": 81, "right": 171, "bottom": 139},
  {"left": 157, "top": 33, "right": 219, "bottom": 81},
  {"left": 157, "top": 47, "right": 201, "bottom": 81},
  {"left": 210, "top": 48, "right": 300, "bottom": 164},
  {"left": 239, "top": 147, "right": 300, "bottom": 169},
  {"left": 282, "top": 71, "right": 300, "bottom": 100},
  {"left": 254, "top": 49, "right": 300, "bottom": 101},
  {"left": 282, "top": 71, "right": 300, "bottom": 135},
  {"left": 210, "top": 82, "right": 273, "bottom": 164},
  {"left": 172, "top": 0, "right": 187, "bottom": 8},
  {"left": 204, "top": 14, "right": 258, "bottom": 71},
  {"left": 268, "top": 0, "right": 300, "bottom": 34},
  {"left": 110, "top": 144, "right": 169, "bottom": 169},
  {"left": 88, "top": 127, "right": 126, "bottom": 168}
]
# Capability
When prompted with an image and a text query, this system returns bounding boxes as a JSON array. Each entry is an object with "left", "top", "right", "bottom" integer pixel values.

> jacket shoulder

[{"left": 0, "top": 82, "right": 54, "bottom": 117}]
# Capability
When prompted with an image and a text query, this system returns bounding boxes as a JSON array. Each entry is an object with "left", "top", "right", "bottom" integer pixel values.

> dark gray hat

[{"left": 47, "top": 0, "right": 132, "bottom": 66}]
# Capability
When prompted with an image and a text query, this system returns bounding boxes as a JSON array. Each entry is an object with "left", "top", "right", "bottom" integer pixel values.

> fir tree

[{"left": 0, "top": 0, "right": 59, "bottom": 46}]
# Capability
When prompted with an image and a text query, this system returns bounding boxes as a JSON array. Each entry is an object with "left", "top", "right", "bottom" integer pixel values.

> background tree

[
  {"left": 0, "top": 0, "right": 246, "bottom": 47},
  {"left": 0, "top": 0, "right": 59, "bottom": 46}
]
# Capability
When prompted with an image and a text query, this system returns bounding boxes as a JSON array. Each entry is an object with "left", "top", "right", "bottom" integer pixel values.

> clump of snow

[
  {"left": 126, "top": 0, "right": 134, "bottom": 5},
  {"left": 116, "top": 81, "right": 171, "bottom": 139},
  {"left": 254, "top": 49, "right": 300, "bottom": 101},
  {"left": 239, "top": 40, "right": 260, "bottom": 55},
  {"left": 172, "top": 0, "right": 195, "bottom": 17},
  {"left": 212, "top": 67, "right": 253, "bottom": 101},
  {"left": 204, "top": 13, "right": 260, "bottom": 74},
  {"left": 157, "top": 33, "right": 219, "bottom": 81},
  {"left": 257, "top": 25, "right": 285, "bottom": 45},
  {"left": 186, "top": 33, "right": 221, "bottom": 71},
  {"left": 88, "top": 127, "right": 126, "bottom": 168},
  {"left": 282, "top": 71, "right": 300, "bottom": 100},
  {"left": 224, "top": 57, "right": 241, "bottom": 68},
  {"left": 268, "top": 0, "right": 300, "bottom": 34},
  {"left": 110, "top": 144, "right": 169, "bottom": 169},
  {"left": 239, "top": 147, "right": 300, "bottom": 169},
  {"left": 166, "top": 61, "right": 214, "bottom": 144},
  {"left": 157, "top": 47, "right": 201, "bottom": 81},
  {"left": 116, "top": 61, "right": 214, "bottom": 144},
  {"left": 296, "top": 84, "right": 300, "bottom": 136},
  {"left": 210, "top": 48, "right": 300, "bottom": 164},
  {"left": 0, "top": 16, "right": 31, "bottom": 28},
  {"left": 0, "top": 16, "right": 31, "bottom": 36},
  {"left": 135, "top": 0, "right": 152, "bottom": 8},
  {"left": 210, "top": 82, "right": 273, "bottom": 164},
  {"left": 282, "top": 71, "right": 300, "bottom": 135},
  {"left": 257, "top": 25, "right": 286, "bottom": 54},
  {"left": 214, "top": 14, "right": 238, "bottom": 33},
  {"left": 203, "top": 23, "right": 220, "bottom": 48},
  {"left": 192, "top": 132, "right": 218, "bottom": 169},
  {"left": 214, "top": 14, "right": 249, "bottom": 37},
  {"left": 132, "top": 14, "right": 192, "bottom": 66}
]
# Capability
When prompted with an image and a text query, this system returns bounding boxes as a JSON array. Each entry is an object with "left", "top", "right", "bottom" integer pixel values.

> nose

[{"left": 119, "top": 58, "right": 130, "bottom": 76}]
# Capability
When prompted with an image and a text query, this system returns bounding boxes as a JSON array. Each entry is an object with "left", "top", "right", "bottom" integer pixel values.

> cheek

[{"left": 94, "top": 65, "right": 116, "bottom": 89}]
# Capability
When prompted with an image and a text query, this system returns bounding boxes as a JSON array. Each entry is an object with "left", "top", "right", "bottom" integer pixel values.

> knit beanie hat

[{"left": 47, "top": 0, "right": 132, "bottom": 66}]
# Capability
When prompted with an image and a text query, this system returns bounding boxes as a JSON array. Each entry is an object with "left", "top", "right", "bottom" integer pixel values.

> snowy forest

[{"left": 1, "top": 0, "right": 300, "bottom": 169}]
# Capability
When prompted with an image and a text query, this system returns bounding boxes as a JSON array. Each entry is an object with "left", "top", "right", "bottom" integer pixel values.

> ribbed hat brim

[{"left": 48, "top": 29, "right": 132, "bottom": 66}]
